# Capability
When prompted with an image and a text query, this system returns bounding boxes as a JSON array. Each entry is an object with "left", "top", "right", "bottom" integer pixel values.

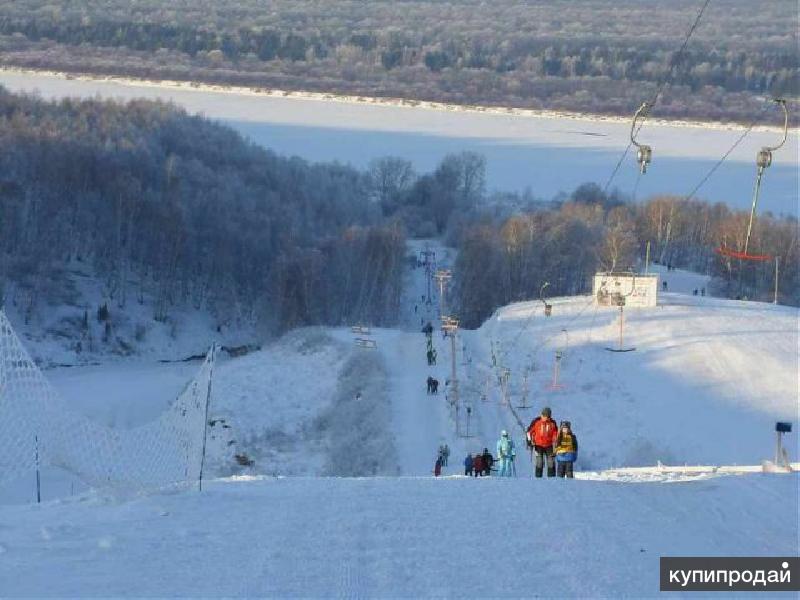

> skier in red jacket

[{"left": 527, "top": 407, "right": 559, "bottom": 478}]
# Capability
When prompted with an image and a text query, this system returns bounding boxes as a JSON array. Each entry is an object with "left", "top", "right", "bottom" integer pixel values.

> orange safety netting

[{"left": 715, "top": 246, "right": 772, "bottom": 261}]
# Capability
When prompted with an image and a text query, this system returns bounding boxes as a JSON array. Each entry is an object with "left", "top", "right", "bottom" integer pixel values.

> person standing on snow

[
  {"left": 434, "top": 456, "right": 442, "bottom": 477},
  {"left": 496, "top": 430, "right": 516, "bottom": 477},
  {"left": 473, "top": 452, "right": 484, "bottom": 477},
  {"left": 464, "top": 453, "right": 474, "bottom": 476},
  {"left": 442, "top": 444, "right": 450, "bottom": 466},
  {"left": 554, "top": 421, "right": 578, "bottom": 478},
  {"left": 527, "top": 407, "right": 559, "bottom": 478},
  {"left": 423, "top": 321, "right": 434, "bottom": 337},
  {"left": 481, "top": 448, "right": 494, "bottom": 476}
]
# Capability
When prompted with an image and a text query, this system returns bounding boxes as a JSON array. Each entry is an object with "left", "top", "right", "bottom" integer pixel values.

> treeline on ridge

[
  {"left": 0, "top": 0, "right": 796, "bottom": 124},
  {"left": 452, "top": 184, "right": 799, "bottom": 327}
]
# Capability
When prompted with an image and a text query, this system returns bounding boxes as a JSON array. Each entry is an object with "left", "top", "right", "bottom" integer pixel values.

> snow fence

[{"left": 0, "top": 310, "right": 215, "bottom": 492}]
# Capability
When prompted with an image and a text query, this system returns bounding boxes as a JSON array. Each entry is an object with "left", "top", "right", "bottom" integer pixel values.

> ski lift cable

[
  {"left": 467, "top": 291, "right": 601, "bottom": 437},
  {"left": 492, "top": 296, "right": 599, "bottom": 435},
  {"left": 498, "top": 270, "right": 618, "bottom": 369},
  {"left": 486, "top": 289, "right": 600, "bottom": 380},
  {"left": 467, "top": 275, "right": 614, "bottom": 418},
  {"left": 718, "top": 98, "right": 790, "bottom": 261},
  {"left": 603, "top": 0, "right": 713, "bottom": 193},
  {"left": 656, "top": 97, "right": 783, "bottom": 265},
  {"left": 503, "top": 282, "right": 550, "bottom": 356},
  {"left": 682, "top": 103, "right": 771, "bottom": 203},
  {"left": 515, "top": 273, "right": 623, "bottom": 374},
  {"left": 496, "top": 298, "right": 570, "bottom": 369}
]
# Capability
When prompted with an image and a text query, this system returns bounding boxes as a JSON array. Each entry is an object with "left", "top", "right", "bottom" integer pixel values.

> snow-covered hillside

[
  {"left": 460, "top": 292, "right": 798, "bottom": 471},
  {"left": 1, "top": 240, "right": 797, "bottom": 596},
  {"left": 3, "top": 265, "right": 255, "bottom": 367},
  {"left": 13, "top": 240, "right": 796, "bottom": 483}
]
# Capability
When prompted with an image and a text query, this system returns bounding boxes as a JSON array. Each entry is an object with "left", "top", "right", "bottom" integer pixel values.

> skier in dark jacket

[
  {"left": 481, "top": 448, "right": 494, "bottom": 476},
  {"left": 464, "top": 453, "right": 474, "bottom": 476}
]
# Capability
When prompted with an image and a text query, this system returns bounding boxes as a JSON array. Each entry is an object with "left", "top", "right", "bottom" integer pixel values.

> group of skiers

[
  {"left": 464, "top": 448, "right": 494, "bottom": 476},
  {"left": 433, "top": 407, "right": 579, "bottom": 479},
  {"left": 426, "top": 376, "right": 440, "bottom": 394},
  {"left": 422, "top": 321, "right": 438, "bottom": 365},
  {"left": 426, "top": 348, "right": 437, "bottom": 366},
  {"left": 526, "top": 406, "right": 578, "bottom": 478},
  {"left": 433, "top": 444, "right": 450, "bottom": 476}
]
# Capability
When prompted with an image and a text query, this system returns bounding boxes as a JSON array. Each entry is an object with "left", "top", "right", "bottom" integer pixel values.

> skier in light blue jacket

[{"left": 496, "top": 430, "right": 516, "bottom": 477}]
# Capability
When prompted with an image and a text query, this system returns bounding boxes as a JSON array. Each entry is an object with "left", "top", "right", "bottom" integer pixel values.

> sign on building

[{"left": 593, "top": 273, "right": 658, "bottom": 307}]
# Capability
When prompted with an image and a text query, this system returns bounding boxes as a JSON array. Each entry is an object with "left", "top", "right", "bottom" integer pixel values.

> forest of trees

[
  {"left": 0, "top": 0, "right": 796, "bottom": 124},
  {"left": 452, "top": 183, "right": 800, "bottom": 327},
  {"left": 0, "top": 86, "right": 496, "bottom": 339},
  {"left": 0, "top": 87, "right": 795, "bottom": 341},
  {"left": 0, "top": 87, "right": 411, "bottom": 335}
]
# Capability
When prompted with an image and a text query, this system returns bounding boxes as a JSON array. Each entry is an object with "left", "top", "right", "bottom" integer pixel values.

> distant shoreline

[{"left": 0, "top": 66, "right": 789, "bottom": 134}]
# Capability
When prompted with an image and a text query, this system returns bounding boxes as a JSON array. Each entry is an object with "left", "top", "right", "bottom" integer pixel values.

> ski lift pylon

[
  {"left": 605, "top": 273, "right": 637, "bottom": 353},
  {"left": 716, "top": 98, "right": 788, "bottom": 262}
]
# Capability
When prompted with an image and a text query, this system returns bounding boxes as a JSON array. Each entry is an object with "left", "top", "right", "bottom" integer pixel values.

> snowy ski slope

[
  {"left": 372, "top": 242, "right": 798, "bottom": 477},
  {"left": 0, "top": 241, "right": 796, "bottom": 596},
  {"left": 0, "top": 474, "right": 796, "bottom": 597}
]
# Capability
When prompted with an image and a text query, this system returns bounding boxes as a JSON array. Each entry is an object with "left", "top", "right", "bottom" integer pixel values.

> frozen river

[{"left": 1, "top": 70, "right": 797, "bottom": 215}]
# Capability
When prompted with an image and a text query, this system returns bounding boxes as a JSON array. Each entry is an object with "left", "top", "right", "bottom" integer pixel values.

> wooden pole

[{"left": 645, "top": 241, "right": 651, "bottom": 274}]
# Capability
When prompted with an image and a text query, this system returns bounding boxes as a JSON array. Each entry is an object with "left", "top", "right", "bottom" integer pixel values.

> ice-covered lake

[{"left": 1, "top": 70, "right": 797, "bottom": 215}]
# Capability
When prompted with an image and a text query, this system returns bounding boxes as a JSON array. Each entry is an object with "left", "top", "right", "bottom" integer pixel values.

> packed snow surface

[{"left": 0, "top": 474, "right": 796, "bottom": 597}]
